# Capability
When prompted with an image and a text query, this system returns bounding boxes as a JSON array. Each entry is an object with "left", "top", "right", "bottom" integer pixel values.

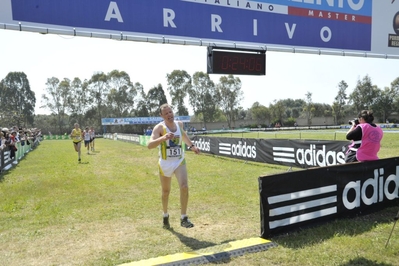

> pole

[{"left": 385, "top": 209, "right": 399, "bottom": 248}]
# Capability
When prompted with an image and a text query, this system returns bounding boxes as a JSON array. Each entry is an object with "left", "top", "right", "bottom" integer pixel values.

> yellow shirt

[{"left": 71, "top": 128, "right": 82, "bottom": 143}]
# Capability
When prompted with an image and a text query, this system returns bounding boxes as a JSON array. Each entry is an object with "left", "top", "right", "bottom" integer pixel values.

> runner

[
  {"left": 147, "top": 103, "right": 200, "bottom": 229},
  {"left": 70, "top": 123, "right": 83, "bottom": 162},
  {"left": 89, "top": 126, "right": 95, "bottom": 152},
  {"left": 83, "top": 126, "right": 91, "bottom": 155}
]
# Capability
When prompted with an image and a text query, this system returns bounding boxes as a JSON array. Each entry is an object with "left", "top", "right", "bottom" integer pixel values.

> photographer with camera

[{"left": 345, "top": 110, "right": 383, "bottom": 163}]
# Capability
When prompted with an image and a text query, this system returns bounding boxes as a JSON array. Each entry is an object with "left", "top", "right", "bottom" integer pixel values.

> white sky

[{"left": 1, "top": 29, "right": 399, "bottom": 115}]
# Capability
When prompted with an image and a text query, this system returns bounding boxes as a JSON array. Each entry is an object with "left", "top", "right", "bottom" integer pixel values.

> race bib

[{"left": 167, "top": 146, "right": 182, "bottom": 157}]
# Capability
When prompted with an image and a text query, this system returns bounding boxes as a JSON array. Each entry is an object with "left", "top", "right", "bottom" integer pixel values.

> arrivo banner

[
  {"left": 1, "top": 0, "right": 399, "bottom": 56},
  {"left": 259, "top": 157, "right": 399, "bottom": 237},
  {"left": 190, "top": 136, "right": 349, "bottom": 168}
]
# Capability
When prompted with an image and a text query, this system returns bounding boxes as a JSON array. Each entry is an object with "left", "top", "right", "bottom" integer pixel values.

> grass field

[{"left": 0, "top": 130, "right": 399, "bottom": 266}]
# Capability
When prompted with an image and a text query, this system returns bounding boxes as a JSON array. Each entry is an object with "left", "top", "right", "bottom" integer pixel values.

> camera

[{"left": 349, "top": 118, "right": 359, "bottom": 125}]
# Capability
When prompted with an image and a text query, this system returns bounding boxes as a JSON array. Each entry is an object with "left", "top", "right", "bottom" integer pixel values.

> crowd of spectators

[{"left": 0, "top": 126, "right": 42, "bottom": 159}]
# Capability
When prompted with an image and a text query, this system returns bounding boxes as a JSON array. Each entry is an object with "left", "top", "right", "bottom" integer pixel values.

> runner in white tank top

[
  {"left": 148, "top": 104, "right": 200, "bottom": 229},
  {"left": 158, "top": 120, "right": 185, "bottom": 177}
]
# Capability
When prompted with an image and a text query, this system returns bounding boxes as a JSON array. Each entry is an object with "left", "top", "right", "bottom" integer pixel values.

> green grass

[{"left": 0, "top": 130, "right": 398, "bottom": 265}]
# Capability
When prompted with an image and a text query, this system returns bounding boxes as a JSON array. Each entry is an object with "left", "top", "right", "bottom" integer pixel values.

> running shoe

[
  {"left": 181, "top": 217, "right": 194, "bottom": 228},
  {"left": 163, "top": 215, "right": 170, "bottom": 229}
]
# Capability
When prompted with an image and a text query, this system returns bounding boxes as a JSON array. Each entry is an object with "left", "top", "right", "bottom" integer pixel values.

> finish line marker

[{"left": 119, "top": 237, "right": 276, "bottom": 266}]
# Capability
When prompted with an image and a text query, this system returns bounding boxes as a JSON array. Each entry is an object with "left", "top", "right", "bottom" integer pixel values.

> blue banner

[
  {"left": 101, "top": 116, "right": 191, "bottom": 125},
  {"left": 11, "top": 0, "right": 373, "bottom": 51}
]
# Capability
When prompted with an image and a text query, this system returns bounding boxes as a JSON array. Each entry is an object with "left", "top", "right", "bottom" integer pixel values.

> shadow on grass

[
  {"left": 167, "top": 228, "right": 234, "bottom": 264},
  {"left": 272, "top": 205, "right": 399, "bottom": 249},
  {"left": 168, "top": 228, "right": 217, "bottom": 250},
  {"left": 339, "top": 257, "right": 394, "bottom": 266}
]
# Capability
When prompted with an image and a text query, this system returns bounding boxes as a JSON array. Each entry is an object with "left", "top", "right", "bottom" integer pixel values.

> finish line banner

[
  {"left": 191, "top": 136, "right": 349, "bottom": 168},
  {"left": 259, "top": 157, "right": 399, "bottom": 238},
  {"left": 1, "top": 1, "right": 399, "bottom": 56}
]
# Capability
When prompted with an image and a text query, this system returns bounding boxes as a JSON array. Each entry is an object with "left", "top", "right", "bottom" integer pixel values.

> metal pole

[{"left": 385, "top": 209, "right": 399, "bottom": 248}]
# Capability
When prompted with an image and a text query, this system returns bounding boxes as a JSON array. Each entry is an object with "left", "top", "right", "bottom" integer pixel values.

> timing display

[{"left": 208, "top": 50, "right": 266, "bottom": 75}]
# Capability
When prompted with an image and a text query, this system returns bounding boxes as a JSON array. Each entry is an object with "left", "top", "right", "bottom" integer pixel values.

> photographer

[{"left": 345, "top": 110, "right": 383, "bottom": 163}]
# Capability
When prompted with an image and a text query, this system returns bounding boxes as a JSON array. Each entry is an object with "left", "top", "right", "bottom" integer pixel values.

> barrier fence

[
  {"left": 104, "top": 133, "right": 350, "bottom": 169},
  {"left": 0, "top": 137, "right": 41, "bottom": 173},
  {"left": 43, "top": 134, "right": 71, "bottom": 140}
]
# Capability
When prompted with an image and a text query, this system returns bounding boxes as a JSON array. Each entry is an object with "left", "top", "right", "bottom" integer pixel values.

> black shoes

[
  {"left": 163, "top": 215, "right": 170, "bottom": 229},
  {"left": 180, "top": 217, "right": 194, "bottom": 228},
  {"left": 163, "top": 216, "right": 194, "bottom": 229}
]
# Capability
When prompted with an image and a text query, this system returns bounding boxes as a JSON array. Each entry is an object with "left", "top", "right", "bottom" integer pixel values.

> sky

[{"left": 1, "top": 29, "right": 399, "bottom": 116}]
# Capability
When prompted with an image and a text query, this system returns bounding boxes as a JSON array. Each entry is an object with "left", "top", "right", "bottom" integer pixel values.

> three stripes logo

[
  {"left": 267, "top": 185, "right": 338, "bottom": 229},
  {"left": 219, "top": 143, "right": 232, "bottom": 156},
  {"left": 272, "top": 146, "right": 295, "bottom": 163}
]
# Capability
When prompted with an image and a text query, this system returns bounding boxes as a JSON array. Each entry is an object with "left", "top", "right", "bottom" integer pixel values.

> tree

[
  {"left": 250, "top": 102, "right": 270, "bottom": 126},
  {"left": 68, "top": 78, "right": 91, "bottom": 127},
  {"left": 166, "top": 70, "right": 191, "bottom": 116},
  {"left": 189, "top": 72, "right": 217, "bottom": 128},
  {"left": 41, "top": 77, "right": 70, "bottom": 133},
  {"left": 332, "top": 80, "right": 348, "bottom": 125},
  {"left": 89, "top": 72, "right": 109, "bottom": 133},
  {"left": 312, "top": 103, "right": 332, "bottom": 118},
  {"left": 269, "top": 100, "right": 286, "bottom": 126},
  {"left": 373, "top": 86, "right": 397, "bottom": 123},
  {"left": 278, "top": 98, "right": 305, "bottom": 119},
  {"left": 33, "top": 114, "right": 59, "bottom": 135},
  {"left": 303, "top": 92, "right": 315, "bottom": 126},
  {"left": 146, "top": 84, "right": 168, "bottom": 116},
  {"left": 349, "top": 75, "right": 379, "bottom": 112},
  {"left": 0, "top": 72, "right": 36, "bottom": 127},
  {"left": 134, "top": 82, "right": 149, "bottom": 117},
  {"left": 106, "top": 70, "right": 136, "bottom": 117},
  {"left": 216, "top": 75, "right": 243, "bottom": 129}
]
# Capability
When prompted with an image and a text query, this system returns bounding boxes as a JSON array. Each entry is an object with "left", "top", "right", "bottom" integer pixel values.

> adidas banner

[
  {"left": 259, "top": 157, "right": 399, "bottom": 238},
  {"left": 190, "top": 136, "right": 349, "bottom": 169}
]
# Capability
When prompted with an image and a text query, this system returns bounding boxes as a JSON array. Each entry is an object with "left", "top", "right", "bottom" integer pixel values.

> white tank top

[{"left": 159, "top": 121, "right": 184, "bottom": 160}]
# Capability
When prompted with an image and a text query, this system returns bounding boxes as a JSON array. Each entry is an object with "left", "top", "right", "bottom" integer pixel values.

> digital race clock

[{"left": 207, "top": 48, "right": 266, "bottom": 76}]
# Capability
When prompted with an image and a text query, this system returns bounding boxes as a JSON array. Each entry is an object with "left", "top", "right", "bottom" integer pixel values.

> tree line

[{"left": 1, "top": 70, "right": 398, "bottom": 134}]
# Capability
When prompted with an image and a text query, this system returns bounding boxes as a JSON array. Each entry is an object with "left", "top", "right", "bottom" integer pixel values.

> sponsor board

[
  {"left": 259, "top": 157, "right": 399, "bottom": 237},
  {"left": 102, "top": 116, "right": 190, "bottom": 125},
  {"left": 191, "top": 136, "right": 349, "bottom": 169}
]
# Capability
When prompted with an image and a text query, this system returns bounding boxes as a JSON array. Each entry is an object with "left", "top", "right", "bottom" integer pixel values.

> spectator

[
  {"left": 8, "top": 131, "right": 18, "bottom": 160},
  {"left": 345, "top": 110, "right": 383, "bottom": 163},
  {"left": 0, "top": 131, "right": 6, "bottom": 150},
  {"left": 145, "top": 127, "right": 153, "bottom": 136}
]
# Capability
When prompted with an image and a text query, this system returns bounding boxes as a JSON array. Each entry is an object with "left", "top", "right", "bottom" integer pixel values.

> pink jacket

[{"left": 351, "top": 123, "right": 383, "bottom": 161}]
